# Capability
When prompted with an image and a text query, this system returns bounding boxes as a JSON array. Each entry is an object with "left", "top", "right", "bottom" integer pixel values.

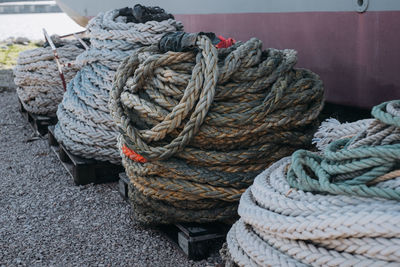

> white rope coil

[
  {"left": 312, "top": 118, "right": 374, "bottom": 151},
  {"left": 14, "top": 37, "right": 83, "bottom": 115},
  {"left": 226, "top": 157, "right": 400, "bottom": 266},
  {"left": 54, "top": 8, "right": 183, "bottom": 163}
]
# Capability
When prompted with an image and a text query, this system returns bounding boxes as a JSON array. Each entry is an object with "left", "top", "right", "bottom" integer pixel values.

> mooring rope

[
  {"left": 225, "top": 100, "right": 400, "bottom": 266},
  {"left": 110, "top": 32, "right": 324, "bottom": 224},
  {"left": 14, "top": 36, "right": 84, "bottom": 116},
  {"left": 289, "top": 101, "right": 400, "bottom": 200},
  {"left": 54, "top": 6, "right": 183, "bottom": 163},
  {"left": 312, "top": 118, "right": 374, "bottom": 151}
]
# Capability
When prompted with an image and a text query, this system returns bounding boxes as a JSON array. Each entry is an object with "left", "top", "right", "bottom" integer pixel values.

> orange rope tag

[{"left": 122, "top": 144, "right": 147, "bottom": 163}]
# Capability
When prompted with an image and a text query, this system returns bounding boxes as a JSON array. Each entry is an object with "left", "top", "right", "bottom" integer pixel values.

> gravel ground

[
  {"left": 0, "top": 70, "right": 15, "bottom": 91},
  {"left": 0, "top": 89, "right": 222, "bottom": 266}
]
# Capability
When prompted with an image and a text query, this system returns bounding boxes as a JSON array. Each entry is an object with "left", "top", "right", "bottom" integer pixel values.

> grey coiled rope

[
  {"left": 54, "top": 7, "right": 183, "bottom": 163},
  {"left": 224, "top": 100, "right": 400, "bottom": 266},
  {"left": 110, "top": 33, "right": 324, "bottom": 224},
  {"left": 14, "top": 36, "right": 83, "bottom": 116}
]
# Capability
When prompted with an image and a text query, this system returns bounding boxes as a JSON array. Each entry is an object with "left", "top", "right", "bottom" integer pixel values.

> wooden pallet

[
  {"left": 159, "top": 223, "right": 228, "bottom": 261},
  {"left": 118, "top": 172, "right": 131, "bottom": 200},
  {"left": 18, "top": 97, "right": 57, "bottom": 136},
  {"left": 118, "top": 172, "right": 229, "bottom": 260},
  {"left": 48, "top": 126, "right": 123, "bottom": 185}
]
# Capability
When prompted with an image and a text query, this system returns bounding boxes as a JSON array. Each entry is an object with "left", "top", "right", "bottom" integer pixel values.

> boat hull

[
  {"left": 55, "top": 0, "right": 400, "bottom": 108},
  {"left": 176, "top": 11, "right": 400, "bottom": 108}
]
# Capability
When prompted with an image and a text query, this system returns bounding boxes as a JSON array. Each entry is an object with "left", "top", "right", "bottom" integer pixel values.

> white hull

[{"left": 56, "top": 0, "right": 400, "bottom": 21}]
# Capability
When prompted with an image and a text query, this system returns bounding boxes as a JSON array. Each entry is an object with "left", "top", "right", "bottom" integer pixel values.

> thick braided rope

[
  {"left": 14, "top": 38, "right": 83, "bottom": 116},
  {"left": 312, "top": 118, "right": 374, "bottom": 151},
  {"left": 288, "top": 100, "right": 400, "bottom": 200},
  {"left": 225, "top": 157, "right": 400, "bottom": 266},
  {"left": 110, "top": 34, "right": 324, "bottom": 224},
  {"left": 54, "top": 8, "right": 183, "bottom": 164}
]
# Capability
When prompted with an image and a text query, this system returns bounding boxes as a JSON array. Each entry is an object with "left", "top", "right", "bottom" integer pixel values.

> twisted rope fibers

[
  {"left": 110, "top": 34, "right": 324, "bottom": 224},
  {"left": 312, "top": 118, "right": 374, "bottom": 151},
  {"left": 225, "top": 100, "right": 400, "bottom": 266},
  {"left": 54, "top": 7, "right": 183, "bottom": 163},
  {"left": 14, "top": 36, "right": 84, "bottom": 115},
  {"left": 288, "top": 100, "right": 400, "bottom": 200}
]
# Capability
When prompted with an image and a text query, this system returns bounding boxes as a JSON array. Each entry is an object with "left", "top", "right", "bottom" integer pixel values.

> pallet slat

[
  {"left": 48, "top": 126, "right": 123, "bottom": 185},
  {"left": 18, "top": 97, "right": 57, "bottom": 136}
]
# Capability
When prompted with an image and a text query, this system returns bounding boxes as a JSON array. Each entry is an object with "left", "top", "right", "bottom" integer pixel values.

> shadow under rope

[{"left": 319, "top": 101, "right": 371, "bottom": 123}]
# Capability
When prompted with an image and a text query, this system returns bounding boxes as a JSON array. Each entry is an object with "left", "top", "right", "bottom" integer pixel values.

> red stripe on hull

[{"left": 175, "top": 11, "right": 400, "bottom": 108}]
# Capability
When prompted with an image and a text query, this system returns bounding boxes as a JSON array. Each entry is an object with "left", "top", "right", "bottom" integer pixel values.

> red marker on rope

[
  {"left": 216, "top": 35, "right": 236, "bottom": 49},
  {"left": 122, "top": 144, "right": 147, "bottom": 163}
]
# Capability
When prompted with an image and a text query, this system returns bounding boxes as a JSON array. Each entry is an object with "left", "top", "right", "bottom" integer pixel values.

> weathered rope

[
  {"left": 54, "top": 6, "right": 183, "bottom": 163},
  {"left": 288, "top": 100, "right": 400, "bottom": 200},
  {"left": 312, "top": 118, "right": 374, "bottom": 151},
  {"left": 14, "top": 36, "right": 84, "bottom": 116},
  {"left": 225, "top": 100, "right": 400, "bottom": 266},
  {"left": 110, "top": 33, "right": 324, "bottom": 224}
]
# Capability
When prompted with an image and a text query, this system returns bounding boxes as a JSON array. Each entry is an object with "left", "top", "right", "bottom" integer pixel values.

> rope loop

[
  {"left": 113, "top": 35, "right": 219, "bottom": 160},
  {"left": 288, "top": 100, "right": 400, "bottom": 200},
  {"left": 372, "top": 100, "right": 400, "bottom": 127}
]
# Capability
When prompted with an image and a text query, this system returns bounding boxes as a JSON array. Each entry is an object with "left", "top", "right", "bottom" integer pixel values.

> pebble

[
  {"left": 34, "top": 40, "right": 45, "bottom": 47},
  {"left": 14, "top": 37, "right": 30, "bottom": 45},
  {"left": 0, "top": 89, "right": 223, "bottom": 266}
]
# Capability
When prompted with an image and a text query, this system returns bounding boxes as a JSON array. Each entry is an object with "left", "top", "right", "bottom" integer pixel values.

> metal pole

[
  {"left": 43, "top": 28, "right": 67, "bottom": 91},
  {"left": 73, "top": 33, "right": 89, "bottom": 50}
]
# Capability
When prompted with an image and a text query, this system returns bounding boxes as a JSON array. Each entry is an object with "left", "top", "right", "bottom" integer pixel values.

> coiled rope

[
  {"left": 14, "top": 36, "right": 84, "bottom": 116},
  {"left": 110, "top": 33, "right": 324, "bottom": 224},
  {"left": 54, "top": 6, "right": 183, "bottom": 163},
  {"left": 225, "top": 100, "right": 400, "bottom": 266},
  {"left": 289, "top": 100, "right": 400, "bottom": 200},
  {"left": 312, "top": 118, "right": 374, "bottom": 151}
]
